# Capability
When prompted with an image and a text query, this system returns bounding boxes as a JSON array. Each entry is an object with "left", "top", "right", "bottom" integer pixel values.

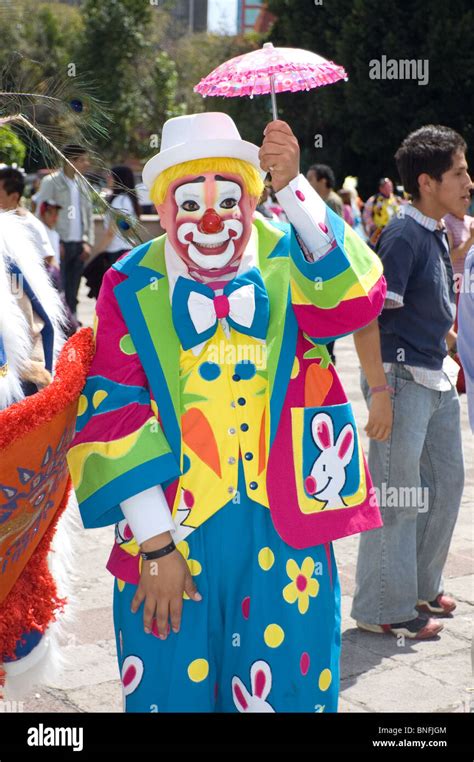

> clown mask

[{"left": 156, "top": 171, "right": 258, "bottom": 276}]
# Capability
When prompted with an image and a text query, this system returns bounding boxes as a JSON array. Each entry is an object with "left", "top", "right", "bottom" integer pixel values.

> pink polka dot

[
  {"left": 296, "top": 574, "right": 308, "bottom": 592},
  {"left": 295, "top": 190, "right": 305, "bottom": 202},
  {"left": 300, "top": 652, "right": 310, "bottom": 676},
  {"left": 183, "top": 490, "right": 195, "bottom": 508},
  {"left": 123, "top": 523, "right": 133, "bottom": 540},
  {"left": 319, "top": 222, "right": 328, "bottom": 234},
  {"left": 241, "top": 596, "right": 251, "bottom": 620}
]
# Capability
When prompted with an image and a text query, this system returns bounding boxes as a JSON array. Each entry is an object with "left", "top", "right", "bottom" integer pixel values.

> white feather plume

[{"left": 0, "top": 210, "right": 66, "bottom": 409}]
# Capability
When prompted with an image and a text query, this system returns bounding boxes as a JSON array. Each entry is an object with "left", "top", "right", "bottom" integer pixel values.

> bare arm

[
  {"left": 131, "top": 530, "right": 201, "bottom": 639},
  {"left": 449, "top": 222, "right": 474, "bottom": 266},
  {"left": 353, "top": 319, "right": 393, "bottom": 441},
  {"left": 446, "top": 325, "right": 457, "bottom": 352}
]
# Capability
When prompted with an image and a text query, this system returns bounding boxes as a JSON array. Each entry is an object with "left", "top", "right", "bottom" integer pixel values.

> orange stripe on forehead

[{"left": 204, "top": 175, "right": 217, "bottom": 209}]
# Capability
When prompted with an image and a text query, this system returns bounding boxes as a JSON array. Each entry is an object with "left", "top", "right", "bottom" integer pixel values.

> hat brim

[{"left": 142, "top": 138, "right": 266, "bottom": 190}]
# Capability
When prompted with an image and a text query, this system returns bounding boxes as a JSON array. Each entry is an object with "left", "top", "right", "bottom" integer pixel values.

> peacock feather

[{"left": 0, "top": 52, "right": 146, "bottom": 248}]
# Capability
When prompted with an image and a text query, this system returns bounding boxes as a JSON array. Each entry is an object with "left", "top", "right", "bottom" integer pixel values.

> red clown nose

[{"left": 198, "top": 209, "right": 224, "bottom": 234}]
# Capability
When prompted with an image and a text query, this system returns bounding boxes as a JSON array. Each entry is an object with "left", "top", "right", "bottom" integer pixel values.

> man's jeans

[
  {"left": 61, "top": 241, "right": 84, "bottom": 316},
  {"left": 351, "top": 364, "right": 464, "bottom": 624}
]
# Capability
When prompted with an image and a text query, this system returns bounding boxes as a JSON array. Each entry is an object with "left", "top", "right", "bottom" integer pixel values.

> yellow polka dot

[
  {"left": 92, "top": 390, "right": 108, "bottom": 409},
  {"left": 187, "top": 658, "right": 209, "bottom": 682},
  {"left": 258, "top": 547, "right": 275, "bottom": 571},
  {"left": 93, "top": 313, "right": 99, "bottom": 339},
  {"left": 77, "top": 394, "right": 88, "bottom": 416},
  {"left": 117, "top": 579, "right": 125, "bottom": 592},
  {"left": 150, "top": 399, "right": 159, "bottom": 418},
  {"left": 319, "top": 668, "right": 332, "bottom": 691},
  {"left": 291, "top": 357, "right": 300, "bottom": 379},
  {"left": 264, "top": 624, "right": 285, "bottom": 648},
  {"left": 188, "top": 559, "right": 202, "bottom": 576}
]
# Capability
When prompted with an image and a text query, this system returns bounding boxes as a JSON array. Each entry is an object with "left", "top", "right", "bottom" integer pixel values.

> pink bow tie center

[{"left": 213, "top": 294, "right": 230, "bottom": 319}]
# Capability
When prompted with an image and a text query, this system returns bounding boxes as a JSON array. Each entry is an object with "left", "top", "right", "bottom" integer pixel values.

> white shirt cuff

[
  {"left": 384, "top": 291, "right": 404, "bottom": 308},
  {"left": 275, "top": 174, "right": 334, "bottom": 260},
  {"left": 120, "top": 484, "right": 176, "bottom": 545}
]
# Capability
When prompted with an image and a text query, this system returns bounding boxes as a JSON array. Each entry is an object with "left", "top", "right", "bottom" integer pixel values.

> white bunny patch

[
  {"left": 304, "top": 412, "right": 355, "bottom": 510},
  {"left": 232, "top": 660, "right": 275, "bottom": 713}
]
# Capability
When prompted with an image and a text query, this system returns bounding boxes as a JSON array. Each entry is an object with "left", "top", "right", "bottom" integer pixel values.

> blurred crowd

[{"left": 3, "top": 150, "right": 473, "bottom": 341}]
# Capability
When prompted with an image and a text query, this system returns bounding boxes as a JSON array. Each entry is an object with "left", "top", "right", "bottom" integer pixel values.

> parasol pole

[
  {"left": 269, "top": 74, "right": 278, "bottom": 120},
  {"left": 263, "top": 43, "right": 279, "bottom": 120}
]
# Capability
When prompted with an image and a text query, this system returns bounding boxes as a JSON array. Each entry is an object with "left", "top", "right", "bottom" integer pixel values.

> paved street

[{"left": 20, "top": 280, "right": 473, "bottom": 714}]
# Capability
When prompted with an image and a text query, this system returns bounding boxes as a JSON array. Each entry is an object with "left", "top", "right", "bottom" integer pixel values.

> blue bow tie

[{"left": 171, "top": 267, "right": 270, "bottom": 351}]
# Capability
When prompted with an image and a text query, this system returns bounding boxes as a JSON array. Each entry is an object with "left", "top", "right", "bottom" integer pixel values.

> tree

[
  {"left": 166, "top": 31, "right": 271, "bottom": 146},
  {"left": 267, "top": 0, "right": 474, "bottom": 197},
  {"left": 0, "top": 126, "right": 27, "bottom": 166},
  {"left": 78, "top": 0, "right": 186, "bottom": 160}
]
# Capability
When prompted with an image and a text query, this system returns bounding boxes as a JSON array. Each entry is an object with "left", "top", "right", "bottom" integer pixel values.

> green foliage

[
  {"left": 1, "top": 0, "right": 470, "bottom": 195},
  {"left": 0, "top": 125, "right": 27, "bottom": 165},
  {"left": 77, "top": 0, "right": 190, "bottom": 160},
  {"left": 167, "top": 31, "right": 271, "bottom": 144}
]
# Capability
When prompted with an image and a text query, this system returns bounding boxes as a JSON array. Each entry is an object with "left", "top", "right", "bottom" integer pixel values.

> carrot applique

[
  {"left": 304, "top": 362, "right": 333, "bottom": 407},
  {"left": 182, "top": 407, "right": 221, "bottom": 477}
]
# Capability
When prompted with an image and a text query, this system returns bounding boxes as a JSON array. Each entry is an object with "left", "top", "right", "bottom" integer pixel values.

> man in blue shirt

[{"left": 351, "top": 125, "right": 469, "bottom": 638}]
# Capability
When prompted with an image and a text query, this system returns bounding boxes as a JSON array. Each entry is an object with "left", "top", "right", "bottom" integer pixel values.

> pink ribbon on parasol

[{"left": 194, "top": 42, "right": 348, "bottom": 120}]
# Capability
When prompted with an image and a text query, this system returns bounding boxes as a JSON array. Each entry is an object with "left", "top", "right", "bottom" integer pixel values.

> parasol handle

[{"left": 269, "top": 74, "right": 278, "bottom": 120}]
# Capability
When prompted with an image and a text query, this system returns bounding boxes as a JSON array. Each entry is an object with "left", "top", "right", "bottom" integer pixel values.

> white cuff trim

[
  {"left": 275, "top": 174, "right": 334, "bottom": 260},
  {"left": 121, "top": 485, "right": 176, "bottom": 545}
]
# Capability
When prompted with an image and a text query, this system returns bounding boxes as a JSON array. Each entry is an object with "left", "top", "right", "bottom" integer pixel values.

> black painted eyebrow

[
  {"left": 183, "top": 176, "right": 205, "bottom": 184},
  {"left": 215, "top": 174, "right": 237, "bottom": 182}
]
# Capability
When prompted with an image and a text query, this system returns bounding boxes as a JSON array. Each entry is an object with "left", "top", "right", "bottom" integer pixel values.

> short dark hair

[
  {"left": 62, "top": 143, "right": 87, "bottom": 160},
  {"left": 308, "top": 163, "right": 336, "bottom": 190},
  {"left": 0, "top": 167, "right": 25, "bottom": 199},
  {"left": 395, "top": 125, "right": 467, "bottom": 199}
]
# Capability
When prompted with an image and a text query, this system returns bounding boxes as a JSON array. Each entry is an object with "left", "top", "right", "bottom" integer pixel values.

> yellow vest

[{"left": 172, "top": 323, "right": 270, "bottom": 532}]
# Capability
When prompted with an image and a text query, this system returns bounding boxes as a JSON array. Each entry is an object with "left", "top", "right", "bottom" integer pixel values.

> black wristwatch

[{"left": 140, "top": 540, "right": 176, "bottom": 561}]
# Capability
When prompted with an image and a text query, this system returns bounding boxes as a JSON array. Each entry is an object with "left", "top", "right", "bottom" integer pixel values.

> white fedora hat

[{"left": 142, "top": 112, "right": 265, "bottom": 189}]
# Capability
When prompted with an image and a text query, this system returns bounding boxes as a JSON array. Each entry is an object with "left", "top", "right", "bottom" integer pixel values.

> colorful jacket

[{"left": 67, "top": 207, "right": 386, "bottom": 554}]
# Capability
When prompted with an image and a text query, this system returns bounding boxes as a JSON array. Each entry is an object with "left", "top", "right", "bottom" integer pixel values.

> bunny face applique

[{"left": 305, "top": 412, "right": 355, "bottom": 509}]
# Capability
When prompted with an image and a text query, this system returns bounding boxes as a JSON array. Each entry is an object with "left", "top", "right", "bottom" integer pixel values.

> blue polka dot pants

[{"left": 113, "top": 471, "right": 341, "bottom": 713}]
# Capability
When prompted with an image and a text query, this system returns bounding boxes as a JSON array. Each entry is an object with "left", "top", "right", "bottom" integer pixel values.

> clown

[{"left": 68, "top": 113, "right": 386, "bottom": 712}]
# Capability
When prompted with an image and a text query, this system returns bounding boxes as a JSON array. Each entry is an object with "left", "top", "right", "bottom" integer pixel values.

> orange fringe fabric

[
  {"left": 0, "top": 328, "right": 94, "bottom": 661},
  {"left": 0, "top": 483, "right": 70, "bottom": 660}
]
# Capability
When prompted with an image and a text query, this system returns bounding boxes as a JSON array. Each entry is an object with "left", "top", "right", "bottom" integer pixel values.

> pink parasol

[{"left": 194, "top": 42, "right": 348, "bottom": 120}]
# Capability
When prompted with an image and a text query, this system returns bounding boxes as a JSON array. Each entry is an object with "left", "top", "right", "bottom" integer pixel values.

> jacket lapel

[
  {"left": 113, "top": 237, "right": 182, "bottom": 465},
  {"left": 256, "top": 218, "right": 298, "bottom": 446}
]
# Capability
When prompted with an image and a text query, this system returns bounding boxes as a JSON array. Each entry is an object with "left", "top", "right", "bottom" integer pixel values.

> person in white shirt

[
  {"left": 39, "top": 199, "right": 62, "bottom": 267},
  {"left": 0, "top": 167, "right": 56, "bottom": 266},
  {"left": 34, "top": 145, "right": 94, "bottom": 317},
  {"left": 84, "top": 165, "right": 140, "bottom": 299},
  {"left": 100, "top": 165, "right": 140, "bottom": 265}
]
